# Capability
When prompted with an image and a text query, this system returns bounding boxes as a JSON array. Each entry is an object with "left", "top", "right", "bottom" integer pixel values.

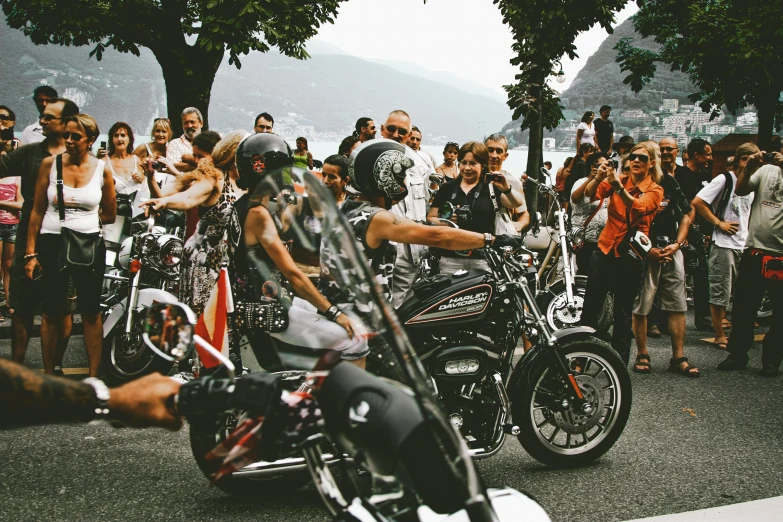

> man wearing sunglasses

[
  {"left": 0, "top": 97, "right": 80, "bottom": 373},
  {"left": 379, "top": 110, "right": 436, "bottom": 307},
  {"left": 20, "top": 86, "right": 58, "bottom": 146}
]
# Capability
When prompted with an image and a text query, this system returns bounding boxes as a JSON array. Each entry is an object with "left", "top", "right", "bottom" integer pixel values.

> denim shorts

[{"left": 0, "top": 223, "right": 18, "bottom": 243}]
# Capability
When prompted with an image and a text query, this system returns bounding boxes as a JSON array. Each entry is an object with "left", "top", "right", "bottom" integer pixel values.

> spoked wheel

[
  {"left": 538, "top": 276, "right": 613, "bottom": 333},
  {"left": 101, "top": 313, "right": 173, "bottom": 385},
  {"left": 514, "top": 338, "right": 631, "bottom": 467}
]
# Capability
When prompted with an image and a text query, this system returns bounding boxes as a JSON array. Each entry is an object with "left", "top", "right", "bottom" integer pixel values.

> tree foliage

[
  {"left": 1, "top": 0, "right": 345, "bottom": 132},
  {"left": 615, "top": 0, "right": 783, "bottom": 148},
  {"left": 496, "top": 0, "right": 628, "bottom": 130}
]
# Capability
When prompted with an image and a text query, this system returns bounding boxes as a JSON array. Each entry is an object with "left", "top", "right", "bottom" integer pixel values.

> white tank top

[{"left": 41, "top": 158, "right": 105, "bottom": 235}]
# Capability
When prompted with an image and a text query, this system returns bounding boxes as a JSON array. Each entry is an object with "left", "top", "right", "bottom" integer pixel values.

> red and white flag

[{"left": 194, "top": 267, "right": 234, "bottom": 369}]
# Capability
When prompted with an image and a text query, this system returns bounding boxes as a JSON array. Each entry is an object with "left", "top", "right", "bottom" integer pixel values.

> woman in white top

[
  {"left": 25, "top": 114, "right": 116, "bottom": 377},
  {"left": 101, "top": 122, "right": 149, "bottom": 242},
  {"left": 575, "top": 111, "right": 598, "bottom": 155}
]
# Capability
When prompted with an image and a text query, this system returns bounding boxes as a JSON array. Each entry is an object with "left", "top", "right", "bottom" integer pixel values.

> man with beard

[
  {"left": 167, "top": 107, "right": 203, "bottom": 172},
  {"left": 354, "top": 117, "right": 376, "bottom": 143},
  {"left": 0, "top": 97, "right": 79, "bottom": 372}
]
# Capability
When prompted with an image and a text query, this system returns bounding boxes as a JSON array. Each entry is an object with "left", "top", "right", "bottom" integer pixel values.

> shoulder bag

[{"left": 55, "top": 154, "right": 106, "bottom": 272}]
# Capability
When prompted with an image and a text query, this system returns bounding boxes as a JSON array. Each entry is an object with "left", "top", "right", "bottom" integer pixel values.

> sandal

[
  {"left": 721, "top": 319, "right": 732, "bottom": 329},
  {"left": 633, "top": 353, "right": 651, "bottom": 374},
  {"left": 669, "top": 357, "right": 700, "bottom": 378},
  {"left": 711, "top": 339, "right": 728, "bottom": 350}
]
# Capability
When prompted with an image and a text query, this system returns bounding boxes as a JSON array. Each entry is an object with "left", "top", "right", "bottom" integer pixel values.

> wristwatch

[
  {"left": 484, "top": 233, "right": 493, "bottom": 248},
  {"left": 83, "top": 377, "right": 111, "bottom": 421},
  {"left": 501, "top": 186, "right": 513, "bottom": 195},
  {"left": 320, "top": 305, "right": 343, "bottom": 322}
]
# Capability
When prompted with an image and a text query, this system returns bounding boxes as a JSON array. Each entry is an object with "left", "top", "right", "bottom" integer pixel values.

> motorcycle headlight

[
  {"left": 158, "top": 237, "right": 183, "bottom": 267},
  {"left": 569, "top": 226, "right": 585, "bottom": 249}
]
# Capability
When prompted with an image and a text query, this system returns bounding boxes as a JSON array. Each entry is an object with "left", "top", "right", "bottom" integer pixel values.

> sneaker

[
  {"left": 717, "top": 356, "right": 748, "bottom": 371},
  {"left": 647, "top": 325, "right": 662, "bottom": 338},
  {"left": 758, "top": 364, "right": 779, "bottom": 377}
]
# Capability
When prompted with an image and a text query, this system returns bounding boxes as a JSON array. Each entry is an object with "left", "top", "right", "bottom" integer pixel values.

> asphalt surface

[{"left": 1, "top": 312, "right": 782, "bottom": 522}]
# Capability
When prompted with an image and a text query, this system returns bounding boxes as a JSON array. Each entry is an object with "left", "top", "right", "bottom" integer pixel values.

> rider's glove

[{"left": 491, "top": 234, "right": 523, "bottom": 250}]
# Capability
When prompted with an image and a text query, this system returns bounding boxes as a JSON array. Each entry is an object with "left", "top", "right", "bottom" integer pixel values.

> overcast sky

[{"left": 316, "top": 0, "right": 638, "bottom": 95}]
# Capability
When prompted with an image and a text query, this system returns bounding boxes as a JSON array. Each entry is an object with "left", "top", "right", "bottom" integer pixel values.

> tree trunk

[
  {"left": 524, "top": 82, "right": 544, "bottom": 224},
  {"left": 153, "top": 45, "right": 224, "bottom": 136},
  {"left": 755, "top": 88, "right": 777, "bottom": 151}
]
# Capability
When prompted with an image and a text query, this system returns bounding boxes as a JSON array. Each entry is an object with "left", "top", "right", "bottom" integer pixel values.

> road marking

[{"left": 625, "top": 495, "right": 783, "bottom": 521}]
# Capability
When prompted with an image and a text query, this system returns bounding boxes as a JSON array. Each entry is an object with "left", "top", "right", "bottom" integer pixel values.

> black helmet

[
  {"left": 235, "top": 133, "right": 293, "bottom": 191},
  {"left": 349, "top": 138, "right": 415, "bottom": 199}
]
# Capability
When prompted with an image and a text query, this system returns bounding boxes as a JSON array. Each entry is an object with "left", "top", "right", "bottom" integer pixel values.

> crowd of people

[{"left": 1, "top": 85, "right": 782, "bottom": 397}]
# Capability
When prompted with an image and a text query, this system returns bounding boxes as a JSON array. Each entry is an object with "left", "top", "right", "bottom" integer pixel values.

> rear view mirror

[{"left": 142, "top": 302, "right": 197, "bottom": 362}]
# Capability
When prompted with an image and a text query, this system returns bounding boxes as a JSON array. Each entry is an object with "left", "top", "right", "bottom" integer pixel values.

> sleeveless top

[
  {"left": 178, "top": 170, "right": 237, "bottom": 317},
  {"left": 41, "top": 158, "right": 104, "bottom": 235},
  {"left": 293, "top": 152, "right": 309, "bottom": 169},
  {"left": 320, "top": 199, "right": 396, "bottom": 303},
  {"left": 0, "top": 178, "right": 20, "bottom": 225},
  {"left": 107, "top": 155, "right": 147, "bottom": 196},
  {"left": 228, "top": 194, "right": 292, "bottom": 306}
]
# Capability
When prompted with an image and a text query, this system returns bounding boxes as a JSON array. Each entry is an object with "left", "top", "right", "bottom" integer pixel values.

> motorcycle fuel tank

[{"left": 399, "top": 269, "right": 496, "bottom": 330}]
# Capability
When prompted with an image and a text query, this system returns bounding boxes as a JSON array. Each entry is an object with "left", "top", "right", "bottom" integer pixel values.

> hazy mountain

[
  {"left": 559, "top": 18, "right": 696, "bottom": 112},
  {"left": 1, "top": 19, "right": 511, "bottom": 141}
]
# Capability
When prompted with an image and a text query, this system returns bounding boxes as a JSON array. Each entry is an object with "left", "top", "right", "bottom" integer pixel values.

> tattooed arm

[{"left": 0, "top": 359, "right": 182, "bottom": 430}]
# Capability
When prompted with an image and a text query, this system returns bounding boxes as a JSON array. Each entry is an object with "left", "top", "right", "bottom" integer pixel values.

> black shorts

[{"left": 37, "top": 234, "right": 101, "bottom": 316}]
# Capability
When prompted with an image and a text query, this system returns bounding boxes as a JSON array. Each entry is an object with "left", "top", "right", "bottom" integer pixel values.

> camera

[
  {"left": 100, "top": 141, "right": 107, "bottom": 150},
  {"left": 454, "top": 206, "right": 472, "bottom": 227},
  {"left": 484, "top": 173, "right": 505, "bottom": 184},
  {"left": 0, "top": 128, "right": 14, "bottom": 141},
  {"left": 763, "top": 152, "right": 777, "bottom": 163},
  {"left": 609, "top": 159, "right": 619, "bottom": 170},
  {"left": 147, "top": 158, "right": 165, "bottom": 171}
]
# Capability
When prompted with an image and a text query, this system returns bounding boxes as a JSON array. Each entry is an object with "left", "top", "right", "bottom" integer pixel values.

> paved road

[{"left": 2, "top": 313, "right": 782, "bottom": 522}]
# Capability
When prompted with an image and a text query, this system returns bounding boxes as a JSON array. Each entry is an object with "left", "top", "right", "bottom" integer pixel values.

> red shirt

[{"left": 593, "top": 175, "right": 663, "bottom": 257}]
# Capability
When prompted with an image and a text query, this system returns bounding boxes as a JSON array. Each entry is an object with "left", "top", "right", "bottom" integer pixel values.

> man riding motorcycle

[{"left": 320, "top": 139, "right": 521, "bottom": 306}]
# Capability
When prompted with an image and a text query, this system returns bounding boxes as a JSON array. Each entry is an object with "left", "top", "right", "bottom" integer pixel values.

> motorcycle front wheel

[
  {"left": 189, "top": 412, "right": 312, "bottom": 496},
  {"left": 513, "top": 337, "right": 631, "bottom": 468},
  {"left": 100, "top": 312, "right": 174, "bottom": 385}
]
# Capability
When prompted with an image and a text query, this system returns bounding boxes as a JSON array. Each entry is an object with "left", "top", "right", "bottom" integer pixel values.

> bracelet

[
  {"left": 501, "top": 186, "right": 513, "bottom": 195},
  {"left": 23, "top": 253, "right": 37, "bottom": 261},
  {"left": 484, "top": 233, "right": 493, "bottom": 248},
  {"left": 83, "top": 377, "right": 111, "bottom": 421},
  {"left": 321, "top": 305, "right": 342, "bottom": 322}
]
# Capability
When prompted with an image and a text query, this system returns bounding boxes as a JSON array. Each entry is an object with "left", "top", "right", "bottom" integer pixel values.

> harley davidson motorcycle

[
  {"left": 100, "top": 214, "right": 184, "bottom": 384},
  {"left": 141, "top": 171, "right": 551, "bottom": 521},
  {"left": 396, "top": 236, "right": 631, "bottom": 467}
]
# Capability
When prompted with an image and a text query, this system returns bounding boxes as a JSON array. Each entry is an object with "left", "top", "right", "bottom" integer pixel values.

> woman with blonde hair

[
  {"left": 141, "top": 130, "right": 247, "bottom": 316},
  {"left": 580, "top": 141, "right": 664, "bottom": 365},
  {"left": 133, "top": 117, "right": 173, "bottom": 161}
]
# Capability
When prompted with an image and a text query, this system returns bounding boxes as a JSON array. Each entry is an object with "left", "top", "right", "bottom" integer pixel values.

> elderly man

[{"left": 167, "top": 107, "right": 203, "bottom": 172}]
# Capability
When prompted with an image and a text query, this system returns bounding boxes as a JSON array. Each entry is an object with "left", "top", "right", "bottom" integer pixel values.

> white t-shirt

[
  {"left": 696, "top": 171, "right": 754, "bottom": 250},
  {"left": 577, "top": 122, "right": 596, "bottom": 146},
  {"left": 21, "top": 123, "right": 45, "bottom": 145}
]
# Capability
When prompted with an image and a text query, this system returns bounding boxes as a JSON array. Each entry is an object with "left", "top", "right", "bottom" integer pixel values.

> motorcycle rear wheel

[
  {"left": 189, "top": 413, "right": 312, "bottom": 497},
  {"left": 513, "top": 337, "right": 631, "bottom": 468},
  {"left": 100, "top": 315, "right": 173, "bottom": 385}
]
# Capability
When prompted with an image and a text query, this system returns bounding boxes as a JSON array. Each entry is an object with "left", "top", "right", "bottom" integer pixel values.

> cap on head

[{"left": 349, "top": 138, "right": 414, "bottom": 199}]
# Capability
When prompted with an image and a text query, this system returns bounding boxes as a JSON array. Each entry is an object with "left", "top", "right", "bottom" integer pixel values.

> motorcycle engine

[{"left": 425, "top": 336, "right": 502, "bottom": 447}]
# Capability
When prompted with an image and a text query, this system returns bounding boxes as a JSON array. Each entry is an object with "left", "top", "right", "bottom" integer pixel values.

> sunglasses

[
  {"left": 0, "top": 114, "right": 10, "bottom": 121},
  {"left": 628, "top": 153, "right": 650, "bottom": 163},
  {"left": 63, "top": 131, "right": 85, "bottom": 142},
  {"left": 660, "top": 146, "right": 677, "bottom": 153},
  {"left": 154, "top": 117, "right": 170, "bottom": 123},
  {"left": 385, "top": 125, "right": 408, "bottom": 137}
]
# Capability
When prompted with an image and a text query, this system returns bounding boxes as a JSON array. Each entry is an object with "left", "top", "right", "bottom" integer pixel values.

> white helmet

[{"left": 118, "top": 236, "right": 133, "bottom": 270}]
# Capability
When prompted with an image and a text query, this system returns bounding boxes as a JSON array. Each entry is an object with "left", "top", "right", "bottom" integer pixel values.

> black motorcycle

[{"left": 395, "top": 242, "right": 632, "bottom": 467}]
